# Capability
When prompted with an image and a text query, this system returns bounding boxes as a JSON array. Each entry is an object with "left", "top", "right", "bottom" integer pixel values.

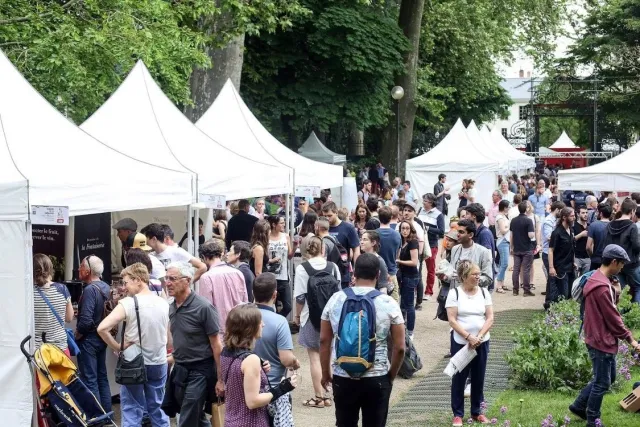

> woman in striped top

[{"left": 33, "top": 253, "right": 74, "bottom": 353}]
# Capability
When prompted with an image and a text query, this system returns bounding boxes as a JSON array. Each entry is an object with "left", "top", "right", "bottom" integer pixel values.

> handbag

[
  {"left": 211, "top": 398, "right": 225, "bottom": 427},
  {"left": 37, "top": 287, "right": 80, "bottom": 356},
  {"left": 115, "top": 295, "right": 147, "bottom": 385}
]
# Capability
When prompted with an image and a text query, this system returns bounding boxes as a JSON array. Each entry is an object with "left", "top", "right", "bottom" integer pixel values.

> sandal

[
  {"left": 322, "top": 396, "right": 333, "bottom": 407},
  {"left": 303, "top": 396, "right": 325, "bottom": 408},
  {"left": 501, "top": 286, "right": 511, "bottom": 291},
  {"left": 496, "top": 288, "right": 506, "bottom": 294}
]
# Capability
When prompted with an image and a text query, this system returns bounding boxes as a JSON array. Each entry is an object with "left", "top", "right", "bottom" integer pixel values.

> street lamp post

[{"left": 391, "top": 86, "right": 404, "bottom": 177}]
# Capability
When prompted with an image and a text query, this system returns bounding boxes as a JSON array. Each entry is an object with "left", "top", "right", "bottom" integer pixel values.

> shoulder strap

[
  {"left": 366, "top": 289, "right": 382, "bottom": 299},
  {"left": 121, "top": 295, "right": 143, "bottom": 352},
  {"left": 37, "top": 287, "right": 64, "bottom": 328},
  {"left": 343, "top": 287, "right": 355, "bottom": 298},
  {"left": 481, "top": 288, "right": 486, "bottom": 299},
  {"left": 302, "top": 261, "right": 315, "bottom": 276},
  {"left": 224, "top": 350, "right": 252, "bottom": 384},
  {"left": 90, "top": 283, "right": 108, "bottom": 301}
]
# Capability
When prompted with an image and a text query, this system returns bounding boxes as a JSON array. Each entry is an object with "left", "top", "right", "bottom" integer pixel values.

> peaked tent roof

[
  {"left": 406, "top": 119, "right": 502, "bottom": 172},
  {"left": 486, "top": 125, "right": 536, "bottom": 170},
  {"left": 298, "top": 132, "right": 347, "bottom": 165},
  {"left": 558, "top": 142, "right": 640, "bottom": 191},
  {"left": 196, "top": 80, "right": 343, "bottom": 189},
  {"left": 466, "top": 120, "right": 509, "bottom": 171},
  {"left": 539, "top": 146, "right": 557, "bottom": 155},
  {"left": 0, "top": 52, "right": 193, "bottom": 216},
  {"left": 550, "top": 131, "right": 578, "bottom": 149},
  {"left": 81, "top": 61, "right": 290, "bottom": 199}
]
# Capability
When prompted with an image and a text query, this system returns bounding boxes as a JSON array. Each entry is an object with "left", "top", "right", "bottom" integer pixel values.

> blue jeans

[
  {"left": 496, "top": 240, "right": 510, "bottom": 282},
  {"left": 400, "top": 276, "right": 419, "bottom": 332},
  {"left": 617, "top": 264, "right": 640, "bottom": 303},
  {"left": 77, "top": 338, "right": 111, "bottom": 412},
  {"left": 572, "top": 346, "right": 616, "bottom": 425},
  {"left": 450, "top": 333, "right": 489, "bottom": 418},
  {"left": 121, "top": 364, "right": 169, "bottom": 427}
]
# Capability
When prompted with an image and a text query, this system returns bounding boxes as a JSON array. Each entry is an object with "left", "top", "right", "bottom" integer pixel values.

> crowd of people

[{"left": 30, "top": 165, "right": 640, "bottom": 427}]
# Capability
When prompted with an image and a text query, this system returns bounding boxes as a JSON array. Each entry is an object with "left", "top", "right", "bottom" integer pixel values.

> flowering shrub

[{"left": 506, "top": 300, "right": 592, "bottom": 391}]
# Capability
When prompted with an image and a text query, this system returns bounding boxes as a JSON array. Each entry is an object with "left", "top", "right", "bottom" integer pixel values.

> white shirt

[
  {"left": 508, "top": 206, "right": 520, "bottom": 221},
  {"left": 149, "top": 254, "right": 166, "bottom": 280},
  {"left": 445, "top": 286, "right": 492, "bottom": 345},
  {"left": 467, "top": 187, "right": 478, "bottom": 203},
  {"left": 119, "top": 293, "right": 169, "bottom": 365},
  {"left": 500, "top": 191, "right": 515, "bottom": 203},
  {"left": 294, "top": 258, "right": 341, "bottom": 327},
  {"left": 412, "top": 219, "right": 425, "bottom": 253},
  {"left": 154, "top": 245, "right": 192, "bottom": 268}
]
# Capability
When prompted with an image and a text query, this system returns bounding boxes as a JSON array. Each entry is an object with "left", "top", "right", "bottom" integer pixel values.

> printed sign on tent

[
  {"left": 31, "top": 205, "right": 69, "bottom": 226},
  {"left": 295, "top": 186, "right": 321, "bottom": 198},
  {"left": 199, "top": 194, "right": 226, "bottom": 209}
]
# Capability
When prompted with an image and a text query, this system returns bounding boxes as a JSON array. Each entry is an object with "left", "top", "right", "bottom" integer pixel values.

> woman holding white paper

[{"left": 445, "top": 260, "right": 494, "bottom": 426}]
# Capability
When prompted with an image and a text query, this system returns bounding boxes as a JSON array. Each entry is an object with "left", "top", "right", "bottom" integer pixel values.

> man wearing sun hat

[
  {"left": 127, "top": 232, "right": 166, "bottom": 281},
  {"left": 570, "top": 244, "right": 640, "bottom": 426}
]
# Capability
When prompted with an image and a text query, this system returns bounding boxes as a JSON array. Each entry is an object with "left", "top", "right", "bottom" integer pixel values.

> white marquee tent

[
  {"left": 550, "top": 131, "right": 578, "bottom": 149},
  {"left": 466, "top": 120, "right": 509, "bottom": 173},
  {"left": 197, "top": 80, "right": 344, "bottom": 190},
  {"left": 81, "top": 61, "right": 291, "bottom": 199},
  {"left": 298, "top": 132, "right": 347, "bottom": 165},
  {"left": 558, "top": 142, "right": 640, "bottom": 191},
  {"left": 486, "top": 125, "right": 536, "bottom": 172},
  {"left": 406, "top": 119, "right": 501, "bottom": 218},
  {"left": 0, "top": 51, "right": 196, "bottom": 426}
]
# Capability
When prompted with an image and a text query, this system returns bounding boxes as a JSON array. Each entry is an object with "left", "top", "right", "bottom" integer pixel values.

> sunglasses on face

[{"left": 165, "top": 275, "right": 186, "bottom": 282}]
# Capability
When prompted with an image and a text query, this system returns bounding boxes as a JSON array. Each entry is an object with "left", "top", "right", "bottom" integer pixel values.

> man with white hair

[
  {"left": 163, "top": 262, "right": 223, "bottom": 427},
  {"left": 75, "top": 255, "right": 112, "bottom": 413},
  {"left": 586, "top": 195, "right": 598, "bottom": 225}
]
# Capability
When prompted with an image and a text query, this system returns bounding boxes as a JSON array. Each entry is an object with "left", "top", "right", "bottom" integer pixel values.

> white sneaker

[
  {"left": 408, "top": 332, "right": 414, "bottom": 341},
  {"left": 464, "top": 383, "right": 471, "bottom": 398},
  {"left": 425, "top": 295, "right": 431, "bottom": 301}
]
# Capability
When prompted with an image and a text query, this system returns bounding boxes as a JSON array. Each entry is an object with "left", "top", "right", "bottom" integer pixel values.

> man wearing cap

[
  {"left": 418, "top": 193, "right": 445, "bottom": 300},
  {"left": 403, "top": 200, "right": 426, "bottom": 308},
  {"left": 570, "top": 244, "right": 640, "bottom": 426},
  {"left": 128, "top": 233, "right": 166, "bottom": 281},
  {"left": 113, "top": 217, "right": 137, "bottom": 268}
]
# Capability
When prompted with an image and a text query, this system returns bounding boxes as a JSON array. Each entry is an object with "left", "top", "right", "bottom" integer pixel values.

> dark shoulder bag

[{"left": 115, "top": 295, "right": 147, "bottom": 385}]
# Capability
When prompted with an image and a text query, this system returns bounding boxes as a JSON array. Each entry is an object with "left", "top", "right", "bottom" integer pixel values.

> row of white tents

[
  {"left": 0, "top": 51, "right": 346, "bottom": 425},
  {"left": 406, "top": 119, "right": 535, "bottom": 218}
]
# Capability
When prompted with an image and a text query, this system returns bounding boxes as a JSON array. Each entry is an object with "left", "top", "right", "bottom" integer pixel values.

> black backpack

[
  {"left": 302, "top": 261, "right": 341, "bottom": 330},
  {"left": 436, "top": 287, "right": 485, "bottom": 322},
  {"left": 323, "top": 235, "right": 350, "bottom": 279}
]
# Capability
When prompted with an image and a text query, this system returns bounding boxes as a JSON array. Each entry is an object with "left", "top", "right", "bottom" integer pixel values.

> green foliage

[
  {"left": 0, "top": 0, "right": 214, "bottom": 123},
  {"left": 506, "top": 300, "right": 592, "bottom": 392},
  {"left": 619, "top": 287, "right": 640, "bottom": 330},
  {"left": 242, "top": 0, "right": 408, "bottom": 146}
]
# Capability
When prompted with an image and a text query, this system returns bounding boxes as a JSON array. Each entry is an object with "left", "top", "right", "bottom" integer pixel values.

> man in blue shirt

[
  {"left": 530, "top": 181, "right": 550, "bottom": 221},
  {"left": 465, "top": 203, "right": 496, "bottom": 291},
  {"left": 377, "top": 206, "right": 402, "bottom": 301},
  {"left": 403, "top": 180, "right": 418, "bottom": 204},
  {"left": 322, "top": 202, "right": 360, "bottom": 288},
  {"left": 253, "top": 273, "right": 300, "bottom": 413}
]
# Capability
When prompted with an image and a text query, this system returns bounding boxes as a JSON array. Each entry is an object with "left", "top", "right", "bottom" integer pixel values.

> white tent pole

[
  {"left": 204, "top": 208, "right": 213, "bottom": 241},
  {"left": 64, "top": 217, "right": 75, "bottom": 281},
  {"left": 187, "top": 205, "right": 194, "bottom": 256}
]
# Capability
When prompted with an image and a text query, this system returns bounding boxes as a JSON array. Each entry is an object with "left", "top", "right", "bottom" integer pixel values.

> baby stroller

[{"left": 20, "top": 335, "right": 117, "bottom": 427}]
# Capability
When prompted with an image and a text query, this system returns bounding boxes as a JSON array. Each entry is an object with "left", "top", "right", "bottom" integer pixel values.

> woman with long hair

[
  {"left": 221, "top": 304, "right": 298, "bottom": 427},
  {"left": 446, "top": 261, "right": 494, "bottom": 426},
  {"left": 360, "top": 230, "right": 390, "bottom": 294},
  {"left": 97, "top": 263, "right": 170, "bottom": 427},
  {"left": 396, "top": 220, "right": 420, "bottom": 340},
  {"left": 354, "top": 203, "right": 371, "bottom": 237},
  {"left": 294, "top": 236, "right": 339, "bottom": 408},
  {"left": 458, "top": 179, "right": 469, "bottom": 209},
  {"left": 267, "top": 215, "right": 294, "bottom": 318},
  {"left": 250, "top": 219, "right": 270, "bottom": 276},
  {"left": 212, "top": 209, "right": 228, "bottom": 241},
  {"left": 465, "top": 179, "right": 477, "bottom": 204},
  {"left": 33, "top": 253, "right": 74, "bottom": 353},
  {"left": 299, "top": 211, "right": 318, "bottom": 261}
]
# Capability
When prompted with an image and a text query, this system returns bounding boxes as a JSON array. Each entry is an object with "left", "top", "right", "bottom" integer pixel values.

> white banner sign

[
  {"left": 31, "top": 205, "right": 69, "bottom": 226},
  {"left": 295, "top": 186, "right": 321, "bottom": 198},
  {"left": 199, "top": 194, "right": 226, "bottom": 209}
]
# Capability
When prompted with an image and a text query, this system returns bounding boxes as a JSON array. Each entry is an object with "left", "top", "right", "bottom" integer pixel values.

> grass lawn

[{"left": 485, "top": 369, "right": 640, "bottom": 427}]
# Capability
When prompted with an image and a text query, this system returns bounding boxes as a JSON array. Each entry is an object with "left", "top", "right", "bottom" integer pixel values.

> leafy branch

[{"left": 0, "top": 0, "right": 83, "bottom": 26}]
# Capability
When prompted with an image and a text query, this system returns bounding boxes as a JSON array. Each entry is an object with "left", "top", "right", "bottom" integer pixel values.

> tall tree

[{"left": 0, "top": 0, "right": 214, "bottom": 123}]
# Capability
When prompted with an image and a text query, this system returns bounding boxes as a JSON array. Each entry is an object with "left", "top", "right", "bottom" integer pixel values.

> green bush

[
  {"left": 506, "top": 299, "right": 592, "bottom": 392},
  {"left": 619, "top": 287, "right": 640, "bottom": 330}
]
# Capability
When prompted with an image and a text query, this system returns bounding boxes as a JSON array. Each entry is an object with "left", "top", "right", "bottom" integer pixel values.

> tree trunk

[
  {"left": 380, "top": 0, "right": 425, "bottom": 178},
  {"left": 348, "top": 122, "right": 365, "bottom": 156},
  {"left": 184, "top": 4, "right": 245, "bottom": 122}
]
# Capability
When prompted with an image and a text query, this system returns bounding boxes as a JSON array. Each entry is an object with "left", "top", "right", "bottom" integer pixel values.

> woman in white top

[
  {"left": 465, "top": 179, "right": 477, "bottom": 204},
  {"left": 495, "top": 200, "right": 512, "bottom": 294},
  {"left": 98, "top": 263, "right": 170, "bottom": 427},
  {"left": 267, "top": 215, "right": 294, "bottom": 318},
  {"left": 523, "top": 200, "right": 542, "bottom": 287},
  {"left": 294, "top": 236, "right": 340, "bottom": 408},
  {"left": 446, "top": 260, "right": 494, "bottom": 426}
]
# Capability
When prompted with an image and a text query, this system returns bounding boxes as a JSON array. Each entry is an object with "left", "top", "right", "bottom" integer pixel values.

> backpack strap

[
  {"left": 36, "top": 287, "right": 64, "bottom": 328},
  {"left": 301, "top": 261, "right": 315, "bottom": 277}
]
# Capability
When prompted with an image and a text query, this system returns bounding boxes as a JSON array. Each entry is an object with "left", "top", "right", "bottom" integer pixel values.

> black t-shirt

[
  {"left": 549, "top": 225, "right": 575, "bottom": 273},
  {"left": 573, "top": 221, "right": 588, "bottom": 258},
  {"left": 510, "top": 214, "right": 534, "bottom": 253},
  {"left": 399, "top": 239, "right": 420, "bottom": 278}
]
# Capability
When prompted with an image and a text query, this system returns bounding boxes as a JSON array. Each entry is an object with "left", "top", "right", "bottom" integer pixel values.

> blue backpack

[{"left": 335, "top": 287, "right": 382, "bottom": 377}]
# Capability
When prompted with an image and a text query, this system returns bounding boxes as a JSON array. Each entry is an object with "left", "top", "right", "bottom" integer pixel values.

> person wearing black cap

[
  {"left": 113, "top": 217, "right": 137, "bottom": 268},
  {"left": 570, "top": 244, "right": 640, "bottom": 426}
]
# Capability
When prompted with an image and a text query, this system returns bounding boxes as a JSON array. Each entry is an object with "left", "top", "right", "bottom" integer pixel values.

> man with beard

[{"left": 548, "top": 207, "right": 576, "bottom": 303}]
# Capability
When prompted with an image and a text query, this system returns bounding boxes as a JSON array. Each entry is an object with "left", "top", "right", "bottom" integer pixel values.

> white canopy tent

[
  {"left": 298, "top": 132, "right": 347, "bottom": 165},
  {"left": 406, "top": 119, "right": 501, "bottom": 219},
  {"left": 81, "top": 61, "right": 291, "bottom": 200},
  {"left": 486, "top": 125, "right": 536, "bottom": 172},
  {"left": 0, "top": 50, "right": 196, "bottom": 426},
  {"left": 558, "top": 142, "right": 640, "bottom": 191},
  {"left": 196, "top": 80, "right": 344, "bottom": 190},
  {"left": 466, "top": 120, "right": 509, "bottom": 173},
  {"left": 550, "top": 131, "right": 578, "bottom": 149}
]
